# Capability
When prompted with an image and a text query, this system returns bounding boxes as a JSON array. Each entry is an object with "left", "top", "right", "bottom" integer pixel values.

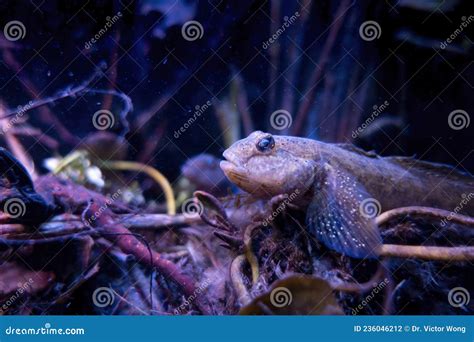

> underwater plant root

[
  {"left": 376, "top": 206, "right": 474, "bottom": 227},
  {"left": 85, "top": 202, "right": 209, "bottom": 314},
  {"left": 101, "top": 160, "right": 176, "bottom": 215},
  {"left": 379, "top": 244, "right": 474, "bottom": 261}
]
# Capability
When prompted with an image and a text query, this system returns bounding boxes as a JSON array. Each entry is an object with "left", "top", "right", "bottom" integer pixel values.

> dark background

[{"left": 0, "top": 0, "right": 472, "bottom": 180}]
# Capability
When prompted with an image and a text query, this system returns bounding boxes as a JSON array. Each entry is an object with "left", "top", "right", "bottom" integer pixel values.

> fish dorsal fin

[
  {"left": 385, "top": 156, "right": 474, "bottom": 183},
  {"left": 306, "top": 163, "right": 382, "bottom": 259},
  {"left": 335, "top": 143, "right": 380, "bottom": 159}
]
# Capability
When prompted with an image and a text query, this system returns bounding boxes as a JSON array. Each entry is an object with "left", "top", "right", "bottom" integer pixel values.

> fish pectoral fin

[{"left": 306, "top": 163, "right": 382, "bottom": 259}]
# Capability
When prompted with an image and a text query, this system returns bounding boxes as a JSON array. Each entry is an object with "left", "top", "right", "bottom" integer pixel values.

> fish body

[{"left": 220, "top": 131, "right": 474, "bottom": 258}]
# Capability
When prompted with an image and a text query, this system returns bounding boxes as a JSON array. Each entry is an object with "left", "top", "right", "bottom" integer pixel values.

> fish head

[{"left": 220, "top": 131, "right": 316, "bottom": 197}]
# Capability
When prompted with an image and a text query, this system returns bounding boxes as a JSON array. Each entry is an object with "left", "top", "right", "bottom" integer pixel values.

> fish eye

[{"left": 256, "top": 135, "right": 275, "bottom": 152}]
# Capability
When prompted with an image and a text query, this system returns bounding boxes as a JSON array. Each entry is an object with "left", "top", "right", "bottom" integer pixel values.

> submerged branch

[
  {"left": 85, "top": 202, "right": 210, "bottom": 314},
  {"left": 0, "top": 64, "right": 105, "bottom": 120},
  {"left": 0, "top": 213, "right": 201, "bottom": 235},
  {"left": 376, "top": 206, "right": 474, "bottom": 227},
  {"left": 0, "top": 64, "right": 130, "bottom": 136},
  {"left": 379, "top": 244, "right": 474, "bottom": 261},
  {"left": 375, "top": 206, "right": 474, "bottom": 261},
  {"left": 123, "top": 213, "right": 201, "bottom": 229}
]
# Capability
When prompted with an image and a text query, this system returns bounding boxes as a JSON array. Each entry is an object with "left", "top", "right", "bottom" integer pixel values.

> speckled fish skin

[{"left": 220, "top": 131, "right": 474, "bottom": 258}]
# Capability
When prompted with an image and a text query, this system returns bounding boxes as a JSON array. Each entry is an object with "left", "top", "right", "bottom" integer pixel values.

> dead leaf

[{"left": 240, "top": 274, "right": 343, "bottom": 315}]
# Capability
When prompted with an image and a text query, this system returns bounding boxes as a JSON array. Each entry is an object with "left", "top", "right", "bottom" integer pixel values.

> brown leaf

[
  {"left": 240, "top": 274, "right": 343, "bottom": 315},
  {"left": 194, "top": 191, "right": 234, "bottom": 231}
]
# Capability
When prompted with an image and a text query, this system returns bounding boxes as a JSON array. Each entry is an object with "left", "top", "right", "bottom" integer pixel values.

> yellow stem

[
  {"left": 231, "top": 255, "right": 252, "bottom": 305},
  {"left": 244, "top": 224, "right": 260, "bottom": 284},
  {"left": 376, "top": 206, "right": 474, "bottom": 227},
  {"left": 102, "top": 160, "right": 176, "bottom": 215},
  {"left": 379, "top": 244, "right": 474, "bottom": 261}
]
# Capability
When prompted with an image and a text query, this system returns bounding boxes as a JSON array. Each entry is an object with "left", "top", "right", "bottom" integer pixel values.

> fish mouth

[
  {"left": 220, "top": 155, "right": 272, "bottom": 196},
  {"left": 219, "top": 159, "right": 246, "bottom": 177},
  {"left": 219, "top": 160, "right": 236, "bottom": 173},
  {"left": 220, "top": 152, "right": 250, "bottom": 185},
  {"left": 221, "top": 150, "right": 242, "bottom": 171},
  {"left": 222, "top": 149, "right": 239, "bottom": 164}
]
